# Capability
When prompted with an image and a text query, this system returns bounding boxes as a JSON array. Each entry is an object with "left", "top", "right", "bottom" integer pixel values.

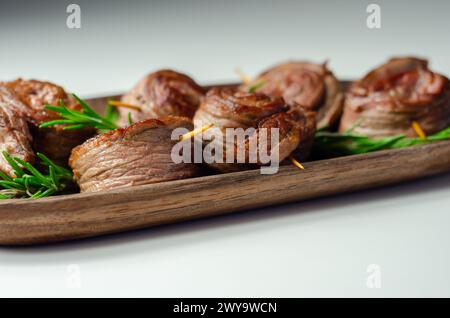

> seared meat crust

[
  {"left": 193, "top": 87, "right": 316, "bottom": 172},
  {"left": 6, "top": 79, "right": 95, "bottom": 163},
  {"left": 70, "top": 116, "right": 200, "bottom": 192},
  {"left": 242, "top": 61, "right": 343, "bottom": 129},
  {"left": 339, "top": 57, "right": 450, "bottom": 137},
  {"left": 119, "top": 70, "right": 204, "bottom": 125},
  {"left": 0, "top": 85, "right": 34, "bottom": 177}
]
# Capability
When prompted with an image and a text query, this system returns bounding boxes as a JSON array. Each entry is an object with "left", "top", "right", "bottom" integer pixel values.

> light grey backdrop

[
  {"left": 0, "top": 0, "right": 449, "bottom": 297},
  {"left": 1, "top": 0, "right": 450, "bottom": 95}
]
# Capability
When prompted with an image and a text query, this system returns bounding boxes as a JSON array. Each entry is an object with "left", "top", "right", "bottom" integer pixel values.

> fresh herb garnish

[
  {"left": 247, "top": 80, "right": 266, "bottom": 93},
  {"left": 39, "top": 94, "right": 119, "bottom": 131},
  {"left": 0, "top": 152, "right": 73, "bottom": 199},
  {"left": 314, "top": 126, "right": 450, "bottom": 156},
  {"left": 128, "top": 112, "right": 133, "bottom": 125}
]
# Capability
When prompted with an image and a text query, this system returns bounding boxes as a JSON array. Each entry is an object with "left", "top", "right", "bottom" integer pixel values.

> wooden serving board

[{"left": 0, "top": 89, "right": 450, "bottom": 245}]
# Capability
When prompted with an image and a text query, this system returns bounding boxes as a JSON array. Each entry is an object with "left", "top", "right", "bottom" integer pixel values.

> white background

[{"left": 0, "top": 0, "right": 449, "bottom": 297}]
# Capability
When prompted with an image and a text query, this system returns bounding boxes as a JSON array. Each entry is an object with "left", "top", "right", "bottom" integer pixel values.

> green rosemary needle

[
  {"left": 314, "top": 126, "right": 450, "bottom": 156},
  {"left": 128, "top": 112, "right": 133, "bottom": 125},
  {"left": 39, "top": 94, "right": 119, "bottom": 131},
  {"left": 0, "top": 152, "right": 73, "bottom": 199},
  {"left": 247, "top": 80, "right": 266, "bottom": 93}
]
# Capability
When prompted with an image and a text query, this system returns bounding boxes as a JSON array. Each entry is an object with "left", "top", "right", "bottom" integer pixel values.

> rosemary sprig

[
  {"left": 128, "top": 112, "right": 133, "bottom": 125},
  {"left": 39, "top": 94, "right": 119, "bottom": 131},
  {"left": 247, "top": 80, "right": 266, "bottom": 93},
  {"left": 314, "top": 126, "right": 450, "bottom": 156},
  {"left": 104, "top": 102, "right": 120, "bottom": 123},
  {"left": 0, "top": 152, "right": 73, "bottom": 199}
]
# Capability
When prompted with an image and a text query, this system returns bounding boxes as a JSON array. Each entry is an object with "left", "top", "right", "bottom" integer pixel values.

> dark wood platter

[{"left": 0, "top": 83, "right": 449, "bottom": 245}]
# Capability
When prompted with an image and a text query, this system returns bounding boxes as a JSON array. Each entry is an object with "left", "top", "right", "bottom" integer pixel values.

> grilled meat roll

[
  {"left": 5, "top": 79, "right": 94, "bottom": 164},
  {"left": 193, "top": 87, "right": 316, "bottom": 172},
  {"left": 339, "top": 57, "right": 450, "bottom": 137},
  {"left": 0, "top": 85, "right": 34, "bottom": 177},
  {"left": 242, "top": 61, "right": 344, "bottom": 129},
  {"left": 69, "top": 116, "right": 200, "bottom": 193},
  {"left": 118, "top": 70, "right": 205, "bottom": 125}
]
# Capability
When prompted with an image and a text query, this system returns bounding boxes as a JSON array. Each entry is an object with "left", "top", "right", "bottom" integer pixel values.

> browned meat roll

[
  {"left": 118, "top": 70, "right": 205, "bottom": 125},
  {"left": 0, "top": 85, "right": 34, "bottom": 177},
  {"left": 193, "top": 87, "right": 316, "bottom": 172},
  {"left": 69, "top": 116, "right": 200, "bottom": 193},
  {"left": 339, "top": 57, "right": 450, "bottom": 137},
  {"left": 242, "top": 61, "right": 344, "bottom": 129},
  {"left": 5, "top": 79, "right": 94, "bottom": 164}
]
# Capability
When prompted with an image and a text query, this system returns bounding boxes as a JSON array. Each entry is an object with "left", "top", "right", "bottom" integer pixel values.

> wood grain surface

[
  {"left": 0, "top": 140, "right": 449, "bottom": 245},
  {"left": 0, "top": 88, "right": 449, "bottom": 245}
]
